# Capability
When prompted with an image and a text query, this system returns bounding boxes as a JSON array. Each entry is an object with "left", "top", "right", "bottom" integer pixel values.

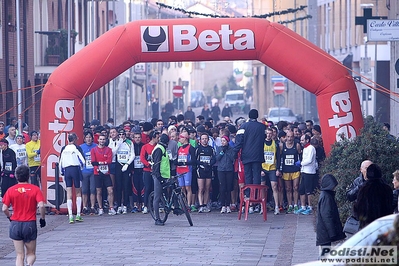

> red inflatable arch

[{"left": 40, "top": 18, "right": 363, "bottom": 206}]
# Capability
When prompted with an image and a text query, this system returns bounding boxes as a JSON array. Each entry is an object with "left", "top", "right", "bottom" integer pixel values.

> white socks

[
  {"left": 76, "top": 197, "right": 82, "bottom": 216},
  {"left": 67, "top": 199, "right": 73, "bottom": 218}
]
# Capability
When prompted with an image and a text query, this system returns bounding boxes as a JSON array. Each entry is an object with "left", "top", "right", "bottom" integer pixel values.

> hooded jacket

[{"left": 316, "top": 174, "right": 346, "bottom": 246}]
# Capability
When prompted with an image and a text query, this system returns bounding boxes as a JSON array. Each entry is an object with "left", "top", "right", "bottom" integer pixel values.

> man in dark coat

[
  {"left": 234, "top": 109, "right": 266, "bottom": 190},
  {"left": 354, "top": 164, "right": 393, "bottom": 229},
  {"left": 346, "top": 160, "right": 372, "bottom": 202},
  {"left": 210, "top": 103, "right": 221, "bottom": 125},
  {"left": 184, "top": 106, "right": 196, "bottom": 123},
  {"left": 221, "top": 103, "right": 233, "bottom": 118},
  {"left": 316, "top": 174, "right": 346, "bottom": 246}
]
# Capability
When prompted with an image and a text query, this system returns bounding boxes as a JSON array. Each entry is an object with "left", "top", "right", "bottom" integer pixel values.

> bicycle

[{"left": 148, "top": 175, "right": 193, "bottom": 226}]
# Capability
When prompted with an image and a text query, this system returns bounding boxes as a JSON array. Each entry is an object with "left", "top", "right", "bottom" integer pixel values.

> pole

[
  {"left": 55, "top": 163, "right": 60, "bottom": 211},
  {"left": 16, "top": 0, "right": 22, "bottom": 134},
  {"left": 91, "top": 0, "right": 95, "bottom": 120},
  {"left": 67, "top": 0, "right": 71, "bottom": 58}
]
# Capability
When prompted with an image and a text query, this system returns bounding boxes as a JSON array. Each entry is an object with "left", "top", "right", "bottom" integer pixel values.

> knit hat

[
  {"left": 248, "top": 109, "right": 259, "bottom": 119},
  {"left": 168, "top": 125, "right": 177, "bottom": 132},
  {"left": 159, "top": 134, "right": 169, "bottom": 145},
  {"left": 221, "top": 135, "right": 230, "bottom": 142},
  {"left": 196, "top": 125, "right": 206, "bottom": 133},
  {"left": 142, "top": 122, "right": 154, "bottom": 132},
  {"left": 366, "top": 164, "right": 382, "bottom": 180},
  {"left": 227, "top": 125, "right": 237, "bottom": 134}
]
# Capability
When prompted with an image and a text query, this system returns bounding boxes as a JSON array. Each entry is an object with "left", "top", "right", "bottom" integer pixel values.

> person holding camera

[{"left": 2, "top": 165, "right": 46, "bottom": 266}]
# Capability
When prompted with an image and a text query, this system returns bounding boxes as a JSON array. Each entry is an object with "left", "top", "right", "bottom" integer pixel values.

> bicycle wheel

[
  {"left": 148, "top": 191, "right": 169, "bottom": 223},
  {"left": 178, "top": 193, "right": 193, "bottom": 226}
]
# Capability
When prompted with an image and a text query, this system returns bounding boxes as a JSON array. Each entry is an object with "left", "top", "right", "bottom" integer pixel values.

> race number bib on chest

[
  {"left": 264, "top": 151, "right": 274, "bottom": 164},
  {"left": 133, "top": 156, "right": 144, "bottom": 168},
  {"left": 17, "top": 149, "right": 27, "bottom": 159},
  {"left": 5, "top": 162, "right": 12, "bottom": 171},
  {"left": 99, "top": 164, "right": 109, "bottom": 174},
  {"left": 178, "top": 155, "right": 187, "bottom": 163},
  {"left": 285, "top": 158, "right": 294, "bottom": 165},
  {"left": 34, "top": 150, "right": 41, "bottom": 162},
  {"left": 199, "top": 155, "right": 211, "bottom": 164},
  {"left": 85, "top": 154, "right": 93, "bottom": 169},
  {"left": 117, "top": 150, "right": 129, "bottom": 164}
]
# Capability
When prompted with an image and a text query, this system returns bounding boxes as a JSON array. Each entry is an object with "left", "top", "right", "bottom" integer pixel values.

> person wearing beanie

[
  {"left": 233, "top": 109, "right": 266, "bottom": 203},
  {"left": 151, "top": 133, "right": 170, "bottom": 225},
  {"left": 141, "top": 122, "right": 154, "bottom": 144},
  {"left": 354, "top": 164, "right": 393, "bottom": 229}
]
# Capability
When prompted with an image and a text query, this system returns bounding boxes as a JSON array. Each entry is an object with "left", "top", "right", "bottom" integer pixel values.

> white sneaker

[
  {"left": 204, "top": 206, "right": 211, "bottom": 213},
  {"left": 220, "top": 206, "right": 227, "bottom": 213},
  {"left": 248, "top": 206, "right": 254, "bottom": 214},
  {"left": 226, "top": 206, "right": 231, "bottom": 213},
  {"left": 142, "top": 207, "right": 148, "bottom": 214},
  {"left": 117, "top": 206, "right": 123, "bottom": 214},
  {"left": 260, "top": 206, "right": 263, "bottom": 214},
  {"left": 274, "top": 208, "right": 280, "bottom": 215},
  {"left": 98, "top": 208, "right": 104, "bottom": 216},
  {"left": 108, "top": 208, "right": 116, "bottom": 215},
  {"left": 198, "top": 206, "right": 204, "bottom": 213},
  {"left": 122, "top": 206, "right": 127, "bottom": 214}
]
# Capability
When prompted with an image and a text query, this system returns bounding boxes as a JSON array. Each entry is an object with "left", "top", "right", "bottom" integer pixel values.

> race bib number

[
  {"left": 166, "top": 150, "right": 173, "bottom": 160},
  {"left": 199, "top": 155, "right": 210, "bottom": 164},
  {"left": 178, "top": 155, "right": 187, "bottom": 163},
  {"left": 85, "top": 154, "right": 93, "bottom": 169},
  {"left": 285, "top": 158, "right": 294, "bottom": 166},
  {"left": 17, "top": 149, "right": 26, "bottom": 159},
  {"left": 264, "top": 151, "right": 274, "bottom": 164},
  {"left": 34, "top": 150, "right": 40, "bottom": 162},
  {"left": 133, "top": 156, "right": 144, "bottom": 168},
  {"left": 5, "top": 162, "right": 12, "bottom": 171},
  {"left": 117, "top": 150, "right": 129, "bottom": 164},
  {"left": 99, "top": 165, "right": 109, "bottom": 174}
]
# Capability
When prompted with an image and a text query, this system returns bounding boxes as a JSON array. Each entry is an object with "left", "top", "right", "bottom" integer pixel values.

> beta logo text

[{"left": 141, "top": 24, "right": 255, "bottom": 53}]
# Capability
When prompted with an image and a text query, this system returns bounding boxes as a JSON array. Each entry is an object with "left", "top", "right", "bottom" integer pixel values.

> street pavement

[{"left": 0, "top": 207, "right": 319, "bottom": 266}]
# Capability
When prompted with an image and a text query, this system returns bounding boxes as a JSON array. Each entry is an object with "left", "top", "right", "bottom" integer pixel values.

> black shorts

[
  {"left": 9, "top": 221, "right": 37, "bottom": 242},
  {"left": 196, "top": 169, "right": 212, "bottom": 179},
  {"left": 95, "top": 173, "right": 113, "bottom": 189},
  {"left": 64, "top": 166, "right": 82, "bottom": 188},
  {"left": 299, "top": 173, "right": 316, "bottom": 195}
]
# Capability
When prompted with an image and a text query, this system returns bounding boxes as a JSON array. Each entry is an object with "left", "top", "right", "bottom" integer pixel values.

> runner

[
  {"left": 80, "top": 131, "right": 97, "bottom": 215},
  {"left": 25, "top": 131, "right": 41, "bottom": 187}
]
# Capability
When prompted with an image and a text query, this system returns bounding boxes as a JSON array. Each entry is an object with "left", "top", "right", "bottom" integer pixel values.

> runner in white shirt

[{"left": 9, "top": 135, "right": 28, "bottom": 167}]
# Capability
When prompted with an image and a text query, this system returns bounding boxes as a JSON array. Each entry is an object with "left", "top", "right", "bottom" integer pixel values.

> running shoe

[
  {"left": 69, "top": 216, "right": 74, "bottom": 224},
  {"left": 220, "top": 206, "right": 227, "bottom": 213},
  {"left": 248, "top": 206, "right": 254, "bottom": 214},
  {"left": 117, "top": 206, "right": 123, "bottom": 214},
  {"left": 279, "top": 206, "right": 284, "bottom": 212},
  {"left": 155, "top": 219, "right": 164, "bottom": 226},
  {"left": 230, "top": 204, "right": 237, "bottom": 212},
  {"left": 274, "top": 207, "right": 280, "bottom": 215},
  {"left": 301, "top": 208, "right": 313, "bottom": 215},
  {"left": 90, "top": 207, "right": 96, "bottom": 215},
  {"left": 131, "top": 206, "right": 139, "bottom": 213},
  {"left": 190, "top": 205, "right": 198, "bottom": 212},
  {"left": 204, "top": 206, "right": 211, "bottom": 213},
  {"left": 122, "top": 206, "right": 127, "bottom": 214},
  {"left": 108, "top": 208, "right": 117, "bottom": 215},
  {"left": 142, "top": 207, "right": 148, "bottom": 214},
  {"left": 286, "top": 205, "right": 294, "bottom": 214},
  {"left": 75, "top": 215, "right": 84, "bottom": 222},
  {"left": 82, "top": 207, "right": 89, "bottom": 215},
  {"left": 294, "top": 205, "right": 299, "bottom": 212},
  {"left": 254, "top": 205, "right": 260, "bottom": 213},
  {"left": 98, "top": 208, "right": 104, "bottom": 216},
  {"left": 198, "top": 206, "right": 204, "bottom": 213},
  {"left": 226, "top": 206, "right": 231, "bottom": 213},
  {"left": 294, "top": 208, "right": 307, "bottom": 215}
]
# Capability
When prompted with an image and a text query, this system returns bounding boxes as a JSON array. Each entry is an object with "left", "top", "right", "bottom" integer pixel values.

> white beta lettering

[
  {"left": 49, "top": 100, "right": 75, "bottom": 133},
  {"left": 328, "top": 91, "right": 356, "bottom": 141},
  {"left": 173, "top": 24, "right": 254, "bottom": 52}
]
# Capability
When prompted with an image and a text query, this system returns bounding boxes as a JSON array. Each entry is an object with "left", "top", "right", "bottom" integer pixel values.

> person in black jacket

[
  {"left": 184, "top": 106, "right": 196, "bottom": 123},
  {"left": 1, "top": 138, "right": 18, "bottom": 198},
  {"left": 234, "top": 109, "right": 266, "bottom": 195},
  {"left": 346, "top": 160, "right": 372, "bottom": 202},
  {"left": 316, "top": 174, "right": 346, "bottom": 246},
  {"left": 216, "top": 135, "right": 236, "bottom": 213},
  {"left": 354, "top": 163, "right": 393, "bottom": 229}
]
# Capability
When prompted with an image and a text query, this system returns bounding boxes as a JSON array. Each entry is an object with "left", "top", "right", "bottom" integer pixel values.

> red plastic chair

[{"left": 238, "top": 185, "right": 268, "bottom": 221}]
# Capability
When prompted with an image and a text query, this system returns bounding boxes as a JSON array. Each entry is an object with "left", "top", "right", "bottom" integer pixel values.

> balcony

[{"left": 35, "top": 29, "right": 77, "bottom": 67}]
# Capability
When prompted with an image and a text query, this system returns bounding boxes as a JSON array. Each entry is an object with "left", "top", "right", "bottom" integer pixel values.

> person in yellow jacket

[
  {"left": 25, "top": 131, "right": 41, "bottom": 187},
  {"left": 261, "top": 127, "right": 282, "bottom": 215}
]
